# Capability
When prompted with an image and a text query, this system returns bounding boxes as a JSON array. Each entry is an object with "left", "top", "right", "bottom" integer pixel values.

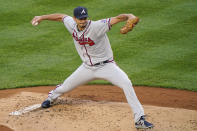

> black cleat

[
  {"left": 135, "top": 116, "right": 154, "bottom": 129},
  {"left": 41, "top": 100, "right": 51, "bottom": 108}
]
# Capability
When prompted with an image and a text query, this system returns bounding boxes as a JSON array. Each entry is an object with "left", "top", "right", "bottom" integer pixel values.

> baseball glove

[{"left": 120, "top": 17, "right": 139, "bottom": 34}]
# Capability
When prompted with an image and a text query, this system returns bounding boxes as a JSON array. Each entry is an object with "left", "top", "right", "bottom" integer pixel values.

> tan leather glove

[{"left": 120, "top": 17, "right": 139, "bottom": 34}]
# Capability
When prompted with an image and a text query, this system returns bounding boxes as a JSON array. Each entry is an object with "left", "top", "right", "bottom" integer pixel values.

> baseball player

[{"left": 31, "top": 6, "right": 153, "bottom": 129}]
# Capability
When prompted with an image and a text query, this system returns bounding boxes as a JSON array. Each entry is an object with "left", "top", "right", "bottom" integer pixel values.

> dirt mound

[
  {"left": 0, "top": 91, "right": 197, "bottom": 131},
  {"left": 1, "top": 85, "right": 197, "bottom": 110}
]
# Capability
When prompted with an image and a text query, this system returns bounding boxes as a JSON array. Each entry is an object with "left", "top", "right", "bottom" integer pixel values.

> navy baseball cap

[{"left": 74, "top": 6, "right": 88, "bottom": 19}]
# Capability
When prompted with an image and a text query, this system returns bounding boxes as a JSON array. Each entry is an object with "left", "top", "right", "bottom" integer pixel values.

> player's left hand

[{"left": 120, "top": 17, "right": 139, "bottom": 34}]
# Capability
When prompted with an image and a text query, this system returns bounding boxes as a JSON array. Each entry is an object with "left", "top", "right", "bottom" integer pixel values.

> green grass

[{"left": 0, "top": 0, "right": 197, "bottom": 91}]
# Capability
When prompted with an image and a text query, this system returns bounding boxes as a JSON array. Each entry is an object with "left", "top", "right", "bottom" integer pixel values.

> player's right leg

[
  {"left": 95, "top": 62, "right": 153, "bottom": 129},
  {"left": 42, "top": 64, "right": 94, "bottom": 108}
]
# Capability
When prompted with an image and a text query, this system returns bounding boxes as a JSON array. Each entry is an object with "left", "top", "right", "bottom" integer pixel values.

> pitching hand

[{"left": 31, "top": 16, "right": 42, "bottom": 26}]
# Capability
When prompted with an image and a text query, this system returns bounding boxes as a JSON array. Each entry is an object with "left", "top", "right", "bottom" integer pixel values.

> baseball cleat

[
  {"left": 135, "top": 116, "right": 154, "bottom": 129},
  {"left": 41, "top": 100, "right": 51, "bottom": 108}
]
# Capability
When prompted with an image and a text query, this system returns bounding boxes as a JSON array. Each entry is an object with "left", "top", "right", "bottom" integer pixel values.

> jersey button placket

[{"left": 81, "top": 46, "right": 85, "bottom": 58}]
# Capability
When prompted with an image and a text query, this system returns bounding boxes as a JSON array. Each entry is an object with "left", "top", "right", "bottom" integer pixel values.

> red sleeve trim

[
  {"left": 62, "top": 15, "right": 68, "bottom": 22},
  {"left": 108, "top": 18, "right": 112, "bottom": 30}
]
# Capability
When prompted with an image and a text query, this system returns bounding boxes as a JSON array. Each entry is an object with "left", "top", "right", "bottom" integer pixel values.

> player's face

[{"left": 74, "top": 17, "right": 88, "bottom": 30}]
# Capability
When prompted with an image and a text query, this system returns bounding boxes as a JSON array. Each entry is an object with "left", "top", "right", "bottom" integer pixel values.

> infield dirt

[{"left": 0, "top": 85, "right": 197, "bottom": 131}]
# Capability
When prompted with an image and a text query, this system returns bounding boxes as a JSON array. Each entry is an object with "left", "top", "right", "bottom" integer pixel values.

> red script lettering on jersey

[{"left": 73, "top": 33, "right": 95, "bottom": 46}]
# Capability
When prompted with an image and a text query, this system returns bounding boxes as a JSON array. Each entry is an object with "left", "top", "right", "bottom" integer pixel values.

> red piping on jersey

[
  {"left": 108, "top": 59, "right": 114, "bottom": 63},
  {"left": 62, "top": 15, "right": 68, "bottom": 22},
  {"left": 48, "top": 84, "right": 62, "bottom": 95},
  {"left": 83, "top": 45, "right": 93, "bottom": 66},
  {"left": 73, "top": 29, "right": 77, "bottom": 35},
  {"left": 108, "top": 18, "right": 111, "bottom": 30},
  {"left": 82, "top": 21, "right": 91, "bottom": 36},
  {"left": 73, "top": 21, "right": 91, "bottom": 38}
]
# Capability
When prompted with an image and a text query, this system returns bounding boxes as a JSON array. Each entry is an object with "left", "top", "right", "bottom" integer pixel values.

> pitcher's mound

[{"left": 0, "top": 91, "right": 196, "bottom": 131}]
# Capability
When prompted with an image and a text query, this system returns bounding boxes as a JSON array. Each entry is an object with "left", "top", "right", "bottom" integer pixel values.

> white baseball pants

[{"left": 47, "top": 62, "right": 144, "bottom": 122}]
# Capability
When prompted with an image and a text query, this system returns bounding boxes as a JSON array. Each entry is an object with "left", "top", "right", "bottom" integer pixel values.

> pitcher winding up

[{"left": 31, "top": 6, "right": 153, "bottom": 129}]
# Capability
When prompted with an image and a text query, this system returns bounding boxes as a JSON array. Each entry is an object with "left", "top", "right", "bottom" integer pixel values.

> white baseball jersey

[
  {"left": 63, "top": 16, "right": 113, "bottom": 66},
  {"left": 46, "top": 15, "right": 145, "bottom": 123}
]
